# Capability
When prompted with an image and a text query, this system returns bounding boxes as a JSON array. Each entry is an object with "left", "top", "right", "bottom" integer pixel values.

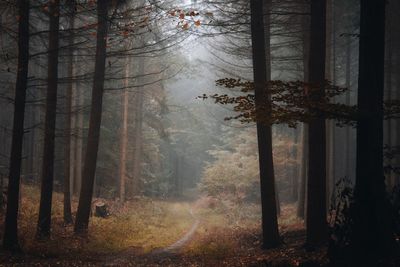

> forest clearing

[{"left": 1, "top": 0, "right": 400, "bottom": 266}]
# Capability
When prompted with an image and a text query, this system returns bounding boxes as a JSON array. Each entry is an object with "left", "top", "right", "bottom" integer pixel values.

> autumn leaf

[
  {"left": 179, "top": 13, "right": 185, "bottom": 20},
  {"left": 182, "top": 23, "right": 189, "bottom": 30},
  {"left": 194, "top": 20, "right": 201, "bottom": 27}
]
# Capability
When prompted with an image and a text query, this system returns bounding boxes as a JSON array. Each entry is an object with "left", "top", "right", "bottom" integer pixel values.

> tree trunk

[
  {"left": 250, "top": 0, "right": 280, "bottom": 249},
  {"left": 352, "top": 0, "right": 395, "bottom": 256},
  {"left": 36, "top": 0, "right": 60, "bottom": 239},
  {"left": 291, "top": 129, "right": 299, "bottom": 202},
  {"left": 345, "top": 34, "right": 351, "bottom": 179},
  {"left": 297, "top": 124, "right": 308, "bottom": 219},
  {"left": 306, "top": 0, "right": 327, "bottom": 246},
  {"left": 74, "top": 0, "right": 109, "bottom": 234},
  {"left": 391, "top": 0, "right": 400, "bottom": 187},
  {"left": 63, "top": 0, "right": 76, "bottom": 225},
  {"left": 297, "top": 5, "right": 310, "bottom": 220},
  {"left": 325, "top": 0, "right": 335, "bottom": 207},
  {"left": 2, "top": 0, "right": 30, "bottom": 252},
  {"left": 131, "top": 58, "right": 144, "bottom": 196},
  {"left": 119, "top": 57, "right": 130, "bottom": 202},
  {"left": 384, "top": 1, "right": 396, "bottom": 189},
  {"left": 73, "top": 76, "right": 83, "bottom": 196}
]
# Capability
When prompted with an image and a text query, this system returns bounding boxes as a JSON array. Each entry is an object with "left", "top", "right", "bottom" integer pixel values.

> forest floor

[{"left": 1, "top": 184, "right": 395, "bottom": 266}]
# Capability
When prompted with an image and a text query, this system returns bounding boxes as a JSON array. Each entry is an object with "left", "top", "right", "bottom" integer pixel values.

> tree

[
  {"left": 352, "top": 0, "right": 396, "bottom": 257},
  {"left": 119, "top": 56, "right": 130, "bottom": 201},
  {"left": 297, "top": 1, "right": 310, "bottom": 219},
  {"left": 305, "top": 0, "right": 327, "bottom": 246},
  {"left": 74, "top": 0, "right": 109, "bottom": 234},
  {"left": 36, "top": 0, "right": 61, "bottom": 239},
  {"left": 131, "top": 57, "right": 145, "bottom": 196},
  {"left": 63, "top": 0, "right": 76, "bottom": 225},
  {"left": 2, "top": 0, "right": 30, "bottom": 252},
  {"left": 250, "top": 0, "right": 280, "bottom": 249}
]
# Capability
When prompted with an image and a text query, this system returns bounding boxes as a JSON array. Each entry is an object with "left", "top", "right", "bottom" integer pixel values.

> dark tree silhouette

[
  {"left": 63, "top": 0, "right": 76, "bottom": 225},
  {"left": 250, "top": 0, "right": 280, "bottom": 249},
  {"left": 2, "top": 0, "right": 30, "bottom": 252},
  {"left": 74, "top": 0, "right": 109, "bottom": 234},
  {"left": 352, "top": 0, "right": 396, "bottom": 257},
  {"left": 306, "top": 0, "right": 328, "bottom": 246},
  {"left": 36, "top": 0, "right": 61, "bottom": 239}
]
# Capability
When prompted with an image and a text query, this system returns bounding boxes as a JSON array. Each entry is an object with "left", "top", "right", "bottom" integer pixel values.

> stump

[{"left": 94, "top": 202, "right": 109, "bottom": 218}]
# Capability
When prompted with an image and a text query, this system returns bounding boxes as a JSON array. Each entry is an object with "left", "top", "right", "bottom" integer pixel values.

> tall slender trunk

[
  {"left": 384, "top": 4, "right": 394, "bottom": 189},
  {"left": 325, "top": 0, "right": 334, "bottom": 207},
  {"left": 250, "top": 0, "right": 280, "bottom": 249},
  {"left": 392, "top": 0, "right": 400, "bottom": 187},
  {"left": 36, "top": 0, "right": 60, "bottom": 239},
  {"left": 119, "top": 57, "right": 130, "bottom": 201},
  {"left": 298, "top": 5, "right": 310, "bottom": 219},
  {"left": 306, "top": 0, "right": 327, "bottom": 246},
  {"left": 2, "top": 0, "right": 30, "bottom": 251},
  {"left": 74, "top": 78, "right": 83, "bottom": 196},
  {"left": 74, "top": 0, "right": 109, "bottom": 234},
  {"left": 291, "top": 129, "right": 299, "bottom": 202},
  {"left": 297, "top": 124, "right": 308, "bottom": 219},
  {"left": 63, "top": 1, "right": 76, "bottom": 225},
  {"left": 131, "top": 58, "right": 144, "bottom": 196},
  {"left": 353, "top": 0, "right": 395, "bottom": 256},
  {"left": 345, "top": 34, "right": 351, "bottom": 178}
]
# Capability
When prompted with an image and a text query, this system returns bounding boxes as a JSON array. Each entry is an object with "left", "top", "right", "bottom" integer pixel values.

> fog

[{"left": 0, "top": 0, "right": 398, "bottom": 265}]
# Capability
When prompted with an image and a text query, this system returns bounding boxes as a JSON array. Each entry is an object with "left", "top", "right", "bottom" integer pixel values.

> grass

[
  {"left": 1, "top": 188, "right": 327, "bottom": 266},
  {"left": 1, "top": 184, "right": 194, "bottom": 257},
  {"left": 182, "top": 197, "right": 307, "bottom": 266}
]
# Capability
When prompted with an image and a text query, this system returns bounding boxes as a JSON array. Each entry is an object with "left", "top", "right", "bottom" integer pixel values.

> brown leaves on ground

[{"left": 0, "top": 189, "right": 330, "bottom": 267}]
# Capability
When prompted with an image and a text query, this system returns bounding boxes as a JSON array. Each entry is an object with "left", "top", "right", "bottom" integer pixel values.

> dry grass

[
  {"left": 182, "top": 197, "right": 306, "bottom": 266},
  {"left": 1, "top": 184, "right": 194, "bottom": 257}
]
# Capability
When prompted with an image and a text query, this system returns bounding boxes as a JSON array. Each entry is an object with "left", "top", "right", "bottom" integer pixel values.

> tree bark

[
  {"left": 73, "top": 76, "right": 83, "bottom": 196},
  {"left": 352, "top": 0, "right": 395, "bottom": 256},
  {"left": 250, "top": 0, "right": 280, "bottom": 249},
  {"left": 74, "top": 0, "right": 109, "bottom": 234},
  {"left": 63, "top": 0, "right": 76, "bottom": 225},
  {"left": 36, "top": 0, "right": 60, "bottom": 239},
  {"left": 306, "top": 0, "right": 327, "bottom": 246},
  {"left": 2, "top": 0, "right": 30, "bottom": 252},
  {"left": 345, "top": 34, "right": 351, "bottom": 179},
  {"left": 131, "top": 58, "right": 144, "bottom": 196},
  {"left": 325, "top": 0, "right": 335, "bottom": 208},
  {"left": 297, "top": 124, "right": 308, "bottom": 219},
  {"left": 297, "top": 5, "right": 310, "bottom": 219},
  {"left": 119, "top": 57, "right": 130, "bottom": 202}
]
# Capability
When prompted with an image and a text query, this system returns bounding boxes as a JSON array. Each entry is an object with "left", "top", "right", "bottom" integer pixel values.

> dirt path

[
  {"left": 103, "top": 206, "right": 200, "bottom": 266},
  {"left": 152, "top": 208, "right": 200, "bottom": 254}
]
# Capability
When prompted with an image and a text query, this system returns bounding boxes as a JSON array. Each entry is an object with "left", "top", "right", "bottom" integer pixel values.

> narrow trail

[
  {"left": 150, "top": 207, "right": 200, "bottom": 255},
  {"left": 104, "top": 205, "right": 200, "bottom": 266}
]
